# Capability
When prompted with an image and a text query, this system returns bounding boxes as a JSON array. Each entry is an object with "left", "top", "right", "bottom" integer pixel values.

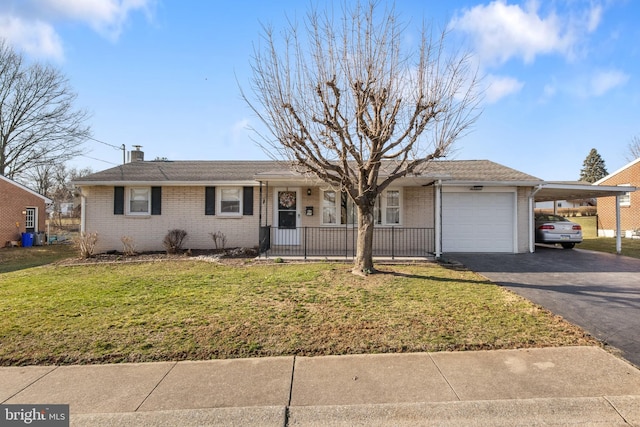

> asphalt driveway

[{"left": 449, "top": 245, "right": 640, "bottom": 368}]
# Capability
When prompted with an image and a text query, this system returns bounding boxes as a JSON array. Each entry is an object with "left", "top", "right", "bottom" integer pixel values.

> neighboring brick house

[
  {"left": 595, "top": 158, "right": 640, "bottom": 237},
  {"left": 0, "top": 175, "right": 51, "bottom": 246}
]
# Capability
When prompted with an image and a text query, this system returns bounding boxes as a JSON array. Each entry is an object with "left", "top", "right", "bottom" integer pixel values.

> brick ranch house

[
  {"left": 595, "top": 157, "right": 640, "bottom": 237},
  {"left": 0, "top": 175, "right": 51, "bottom": 246},
  {"left": 73, "top": 151, "right": 634, "bottom": 258}
]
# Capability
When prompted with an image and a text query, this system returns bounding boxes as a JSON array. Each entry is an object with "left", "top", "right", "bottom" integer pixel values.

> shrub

[
  {"left": 209, "top": 231, "right": 227, "bottom": 250},
  {"left": 121, "top": 235, "right": 136, "bottom": 256},
  {"left": 163, "top": 229, "right": 188, "bottom": 254},
  {"left": 76, "top": 232, "right": 98, "bottom": 258}
]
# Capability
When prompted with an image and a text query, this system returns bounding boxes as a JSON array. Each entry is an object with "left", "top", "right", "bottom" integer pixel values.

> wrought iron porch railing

[{"left": 260, "top": 226, "right": 435, "bottom": 259}]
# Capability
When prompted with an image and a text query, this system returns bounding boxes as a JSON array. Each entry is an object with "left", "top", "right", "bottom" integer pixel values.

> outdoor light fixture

[{"left": 307, "top": 188, "right": 312, "bottom": 196}]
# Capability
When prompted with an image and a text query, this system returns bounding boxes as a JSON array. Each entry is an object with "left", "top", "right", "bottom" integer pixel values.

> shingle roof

[
  {"left": 73, "top": 159, "right": 541, "bottom": 185},
  {"left": 419, "top": 160, "right": 541, "bottom": 182},
  {"left": 73, "top": 161, "right": 286, "bottom": 184}
]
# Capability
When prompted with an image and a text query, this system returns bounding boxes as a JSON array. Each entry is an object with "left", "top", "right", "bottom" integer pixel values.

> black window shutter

[
  {"left": 114, "top": 186, "right": 124, "bottom": 215},
  {"left": 151, "top": 187, "right": 162, "bottom": 215},
  {"left": 205, "top": 186, "right": 216, "bottom": 215},
  {"left": 243, "top": 187, "right": 253, "bottom": 215}
]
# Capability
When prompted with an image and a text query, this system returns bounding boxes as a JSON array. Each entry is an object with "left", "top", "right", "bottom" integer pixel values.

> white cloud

[
  {"left": 0, "top": 0, "right": 154, "bottom": 60},
  {"left": 558, "top": 69, "right": 629, "bottom": 99},
  {"left": 36, "top": 0, "right": 154, "bottom": 40},
  {"left": 0, "top": 15, "right": 64, "bottom": 60},
  {"left": 450, "top": 0, "right": 604, "bottom": 67},
  {"left": 587, "top": 69, "right": 629, "bottom": 97},
  {"left": 484, "top": 74, "right": 524, "bottom": 103},
  {"left": 540, "top": 82, "right": 557, "bottom": 102},
  {"left": 586, "top": 4, "right": 603, "bottom": 33},
  {"left": 231, "top": 118, "right": 251, "bottom": 143}
]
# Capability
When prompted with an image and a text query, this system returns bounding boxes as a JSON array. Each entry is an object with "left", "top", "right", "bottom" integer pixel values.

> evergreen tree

[{"left": 579, "top": 148, "right": 608, "bottom": 183}]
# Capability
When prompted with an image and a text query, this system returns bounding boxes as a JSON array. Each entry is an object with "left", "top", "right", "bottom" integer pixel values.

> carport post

[
  {"left": 529, "top": 185, "right": 544, "bottom": 253},
  {"left": 616, "top": 194, "right": 622, "bottom": 254},
  {"left": 434, "top": 181, "right": 442, "bottom": 258}
]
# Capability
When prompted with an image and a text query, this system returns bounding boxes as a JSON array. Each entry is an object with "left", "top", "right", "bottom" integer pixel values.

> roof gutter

[{"left": 73, "top": 180, "right": 262, "bottom": 187}]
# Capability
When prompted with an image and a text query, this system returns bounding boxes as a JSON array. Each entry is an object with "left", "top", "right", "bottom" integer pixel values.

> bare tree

[
  {"left": 0, "top": 39, "right": 91, "bottom": 180},
  {"left": 626, "top": 135, "right": 640, "bottom": 162},
  {"left": 22, "top": 163, "right": 92, "bottom": 225},
  {"left": 244, "top": 1, "right": 481, "bottom": 274}
]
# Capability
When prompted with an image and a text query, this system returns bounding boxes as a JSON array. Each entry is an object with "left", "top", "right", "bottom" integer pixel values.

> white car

[{"left": 535, "top": 214, "right": 583, "bottom": 249}]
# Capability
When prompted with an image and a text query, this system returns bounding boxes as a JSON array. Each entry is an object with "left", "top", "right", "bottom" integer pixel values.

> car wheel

[{"left": 561, "top": 243, "right": 575, "bottom": 249}]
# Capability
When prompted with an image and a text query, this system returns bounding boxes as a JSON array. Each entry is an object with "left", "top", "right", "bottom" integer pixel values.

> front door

[{"left": 273, "top": 188, "right": 300, "bottom": 245}]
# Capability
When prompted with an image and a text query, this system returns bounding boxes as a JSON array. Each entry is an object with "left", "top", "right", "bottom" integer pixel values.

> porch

[{"left": 259, "top": 226, "right": 435, "bottom": 259}]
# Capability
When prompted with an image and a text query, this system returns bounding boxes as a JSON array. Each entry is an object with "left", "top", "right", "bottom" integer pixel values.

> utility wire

[
  {"left": 86, "top": 135, "right": 123, "bottom": 151},
  {"left": 79, "top": 154, "right": 119, "bottom": 166}
]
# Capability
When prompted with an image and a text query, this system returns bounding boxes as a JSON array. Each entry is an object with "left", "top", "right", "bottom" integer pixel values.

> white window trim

[
  {"left": 320, "top": 188, "right": 402, "bottom": 226},
  {"left": 320, "top": 189, "right": 342, "bottom": 225},
  {"left": 376, "top": 188, "right": 402, "bottom": 226},
  {"left": 217, "top": 186, "right": 243, "bottom": 217},
  {"left": 126, "top": 187, "right": 151, "bottom": 216}
]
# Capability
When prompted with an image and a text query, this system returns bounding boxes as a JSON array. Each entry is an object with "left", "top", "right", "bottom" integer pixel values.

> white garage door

[{"left": 442, "top": 192, "right": 514, "bottom": 252}]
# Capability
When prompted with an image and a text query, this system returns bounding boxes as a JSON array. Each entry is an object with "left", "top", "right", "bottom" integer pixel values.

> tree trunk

[{"left": 353, "top": 202, "right": 375, "bottom": 275}]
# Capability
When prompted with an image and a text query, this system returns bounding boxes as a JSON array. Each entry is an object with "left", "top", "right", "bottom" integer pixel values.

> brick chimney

[{"left": 129, "top": 145, "right": 144, "bottom": 162}]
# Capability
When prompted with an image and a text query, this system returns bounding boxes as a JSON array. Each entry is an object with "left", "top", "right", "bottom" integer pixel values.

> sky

[{"left": 1, "top": 0, "right": 638, "bottom": 181}]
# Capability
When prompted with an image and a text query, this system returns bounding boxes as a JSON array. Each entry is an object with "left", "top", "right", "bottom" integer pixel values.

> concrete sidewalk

[{"left": 2, "top": 346, "right": 640, "bottom": 426}]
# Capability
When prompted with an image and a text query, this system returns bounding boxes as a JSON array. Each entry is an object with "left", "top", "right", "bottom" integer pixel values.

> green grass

[
  {"left": 579, "top": 237, "right": 640, "bottom": 258},
  {"left": 0, "top": 244, "right": 77, "bottom": 273},
  {"left": 0, "top": 260, "right": 596, "bottom": 366},
  {"left": 568, "top": 216, "right": 598, "bottom": 239}
]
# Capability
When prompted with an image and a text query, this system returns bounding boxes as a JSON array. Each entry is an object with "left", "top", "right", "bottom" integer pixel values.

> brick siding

[
  {"left": 82, "top": 184, "right": 533, "bottom": 254},
  {"left": 0, "top": 178, "right": 47, "bottom": 245},
  {"left": 597, "top": 162, "right": 640, "bottom": 235}
]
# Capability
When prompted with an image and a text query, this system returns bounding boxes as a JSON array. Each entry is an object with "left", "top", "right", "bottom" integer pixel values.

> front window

[
  {"left": 322, "top": 190, "right": 338, "bottom": 224},
  {"left": 321, "top": 189, "right": 400, "bottom": 226},
  {"left": 321, "top": 190, "right": 356, "bottom": 225},
  {"left": 385, "top": 190, "right": 400, "bottom": 224},
  {"left": 375, "top": 189, "right": 402, "bottom": 225},
  {"left": 219, "top": 187, "right": 242, "bottom": 216},
  {"left": 128, "top": 188, "right": 150, "bottom": 214}
]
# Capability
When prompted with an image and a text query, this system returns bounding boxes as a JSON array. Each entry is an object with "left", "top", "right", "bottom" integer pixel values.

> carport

[
  {"left": 530, "top": 182, "right": 637, "bottom": 254},
  {"left": 433, "top": 178, "right": 636, "bottom": 257}
]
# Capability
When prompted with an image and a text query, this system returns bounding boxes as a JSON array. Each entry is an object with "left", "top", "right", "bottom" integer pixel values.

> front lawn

[
  {"left": 0, "top": 260, "right": 596, "bottom": 365},
  {"left": 579, "top": 237, "right": 640, "bottom": 258},
  {"left": 0, "top": 244, "right": 76, "bottom": 273}
]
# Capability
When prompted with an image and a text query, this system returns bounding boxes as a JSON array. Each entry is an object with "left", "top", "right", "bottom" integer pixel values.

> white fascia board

[
  {"left": 73, "top": 180, "right": 261, "bottom": 187},
  {"left": 439, "top": 180, "right": 543, "bottom": 187},
  {"left": 541, "top": 182, "right": 637, "bottom": 193}
]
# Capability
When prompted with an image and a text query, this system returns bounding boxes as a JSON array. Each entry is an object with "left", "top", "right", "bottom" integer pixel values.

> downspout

[
  {"left": 434, "top": 180, "right": 442, "bottom": 258},
  {"left": 616, "top": 194, "right": 622, "bottom": 254},
  {"left": 258, "top": 181, "right": 263, "bottom": 255},
  {"left": 259, "top": 181, "right": 263, "bottom": 227},
  {"left": 79, "top": 187, "right": 86, "bottom": 235},
  {"left": 529, "top": 184, "right": 544, "bottom": 253}
]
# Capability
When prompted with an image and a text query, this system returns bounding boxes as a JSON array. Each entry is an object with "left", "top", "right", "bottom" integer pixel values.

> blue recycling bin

[{"left": 21, "top": 232, "right": 34, "bottom": 247}]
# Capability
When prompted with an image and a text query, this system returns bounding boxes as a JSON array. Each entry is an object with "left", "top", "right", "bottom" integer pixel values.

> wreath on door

[{"left": 279, "top": 191, "right": 296, "bottom": 209}]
